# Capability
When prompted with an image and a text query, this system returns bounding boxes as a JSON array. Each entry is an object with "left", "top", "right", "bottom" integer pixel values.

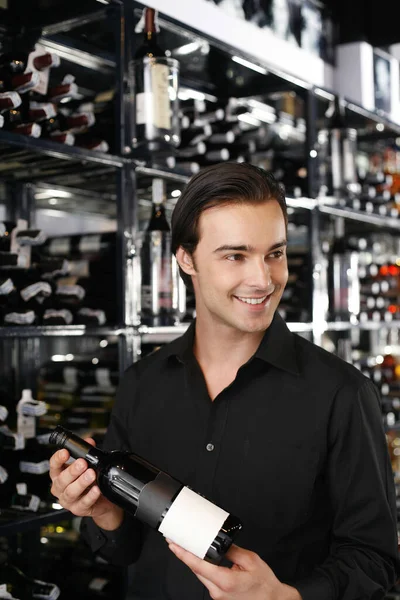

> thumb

[{"left": 225, "top": 544, "right": 256, "bottom": 570}]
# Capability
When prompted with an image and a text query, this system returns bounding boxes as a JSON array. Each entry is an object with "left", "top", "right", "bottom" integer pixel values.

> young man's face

[{"left": 180, "top": 200, "right": 288, "bottom": 335}]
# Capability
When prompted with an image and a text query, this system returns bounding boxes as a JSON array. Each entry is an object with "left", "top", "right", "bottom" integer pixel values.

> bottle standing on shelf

[
  {"left": 140, "top": 179, "right": 178, "bottom": 325},
  {"left": 49, "top": 425, "right": 242, "bottom": 563},
  {"left": 318, "top": 95, "right": 360, "bottom": 199},
  {"left": 328, "top": 219, "right": 360, "bottom": 321},
  {"left": 132, "top": 7, "right": 180, "bottom": 152}
]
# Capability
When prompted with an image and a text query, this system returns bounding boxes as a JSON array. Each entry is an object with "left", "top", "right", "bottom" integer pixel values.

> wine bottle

[
  {"left": 328, "top": 219, "right": 360, "bottom": 320},
  {"left": 132, "top": 7, "right": 180, "bottom": 151},
  {"left": 29, "top": 101, "right": 57, "bottom": 122},
  {"left": 40, "top": 233, "right": 116, "bottom": 260},
  {"left": 49, "top": 426, "right": 242, "bottom": 563},
  {"left": 0, "top": 426, "right": 25, "bottom": 450},
  {"left": 0, "top": 91, "right": 22, "bottom": 113},
  {"left": 0, "top": 560, "right": 60, "bottom": 600},
  {"left": 41, "top": 110, "right": 95, "bottom": 139},
  {"left": 47, "top": 79, "right": 79, "bottom": 103},
  {"left": 318, "top": 95, "right": 360, "bottom": 198},
  {"left": 33, "top": 52, "right": 60, "bottom": 71},
  {"left": 0, "top": 404, "right": 8, "bottom": 423},
  {"left": 140, "top": 178, "right": 175, "bottom": 325}
]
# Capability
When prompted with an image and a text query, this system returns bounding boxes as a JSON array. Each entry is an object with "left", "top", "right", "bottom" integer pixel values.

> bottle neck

[
  {"left": 51, "top": 427, "right": 103, "bottom": 467},
  {"left": 147, "top": 202, "right": 170, "bottom": 231},
  {"left": 144, "top": 8, "right": 157, "bottom": 36}
]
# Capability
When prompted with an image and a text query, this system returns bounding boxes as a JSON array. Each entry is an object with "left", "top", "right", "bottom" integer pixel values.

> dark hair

[{"left": 171, "top": 162, "right": 288, "bottom": 291}]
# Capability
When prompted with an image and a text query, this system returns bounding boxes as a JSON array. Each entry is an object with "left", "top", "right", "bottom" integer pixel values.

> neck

[{"left": 193, "top": 314, "right": 265, "bottom": 371}]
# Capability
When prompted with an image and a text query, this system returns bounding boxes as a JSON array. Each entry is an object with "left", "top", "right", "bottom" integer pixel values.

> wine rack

[{"left": 0, "top": 0, "right": 400, "bottom": 598}]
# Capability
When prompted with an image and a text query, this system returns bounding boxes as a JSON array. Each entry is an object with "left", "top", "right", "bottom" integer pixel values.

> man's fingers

[
  {"left": 51, "top": 457, "right": 88, "bottom": 498},
  {"left": 195, "top": 573, "right": 222, "bottom": 598},
  {"left": 49, "top": 448, "right": 70, "bottom": 479},
  {"left": 168, "top": 543, "right": 234, "bottom": 587},
  {"left": 84, "top": 437, "right": 96, "bottom": 447},
  {"left": 69, "top": 484, "right": 101, "bottom": 516},
  {"left": 62, "top": 468, "right": 97, "bottom": 505}
]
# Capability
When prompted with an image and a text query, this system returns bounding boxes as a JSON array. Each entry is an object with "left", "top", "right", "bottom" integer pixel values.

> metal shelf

[
  {"left": 0, "top": 508, "right": 72, "bottom": 536},
  {"left": 0, "top": 326, "right": 127, "bottom": 338},
  {"left": 318, "top": 203, "right": 400, "bottom": 229},
  {"left": 0, "top": 130, "right": 126, "bottom": 169},
  {"left": 134, "top": 164, "right": 191, "bottom": 184},
  {"left": 325, "top": 321, "right": 400, "bottom": 331}
]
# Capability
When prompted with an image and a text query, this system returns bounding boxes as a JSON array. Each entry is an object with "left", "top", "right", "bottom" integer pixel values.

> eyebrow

[{"left": 213, "top": 240, "right": 287, "bottom": 254}]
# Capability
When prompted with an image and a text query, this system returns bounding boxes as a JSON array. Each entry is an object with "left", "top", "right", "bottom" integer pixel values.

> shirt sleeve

[
  {"left": 294, "top": 378, "right": 400, "bottom": 600},
  {"left": 80, "top": 364, "right": 146, "bottom": 566}
]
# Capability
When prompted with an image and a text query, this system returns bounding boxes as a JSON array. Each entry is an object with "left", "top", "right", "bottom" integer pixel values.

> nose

[{"left": 247, "top": 257, "right": 273, "bottom": 291}]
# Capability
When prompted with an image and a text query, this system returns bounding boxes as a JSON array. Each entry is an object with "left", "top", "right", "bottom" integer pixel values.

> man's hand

[
  {"left": 49, "top": 437, "right": 124, "bottom": 530},
  {"left": 167, "top": 541, "right": 302, "bottom": 600}
]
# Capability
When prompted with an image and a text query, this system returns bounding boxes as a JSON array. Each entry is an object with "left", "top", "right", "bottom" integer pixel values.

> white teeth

[{"left": 236, "top": 296, "right": 267, "bottom": 305}]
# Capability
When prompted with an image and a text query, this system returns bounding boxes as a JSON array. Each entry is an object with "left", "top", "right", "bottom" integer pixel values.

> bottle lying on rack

[
  {"left": 0, "top": 556, "right": 60, "bottom": 600},
  {"left": 50, "top": 425, "right": 242, "bottom": 563}
]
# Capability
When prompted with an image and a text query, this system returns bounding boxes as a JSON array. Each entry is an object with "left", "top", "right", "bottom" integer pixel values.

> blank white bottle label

[
  {"left": 79, "top": 235, "right": 101, "bottom": 255},
  {"left": 158, "top": 486, "right": 228, "bottom": 559},
  {"left": 49, "top": 237, "right": 71, "bottom": 256}
]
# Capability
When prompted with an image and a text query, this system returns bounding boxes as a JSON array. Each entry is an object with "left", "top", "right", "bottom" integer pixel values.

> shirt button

[{"left": 206, "top": 443, "right": 214, "bottom": 452}]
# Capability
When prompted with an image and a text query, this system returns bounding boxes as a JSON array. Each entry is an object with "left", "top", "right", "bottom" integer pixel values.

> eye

[
  {"left": 268, "top": 249, "right": 285, "bottom": 259},
  {"left": 226, "top": 254, "right": 245, "bottom": 262}
]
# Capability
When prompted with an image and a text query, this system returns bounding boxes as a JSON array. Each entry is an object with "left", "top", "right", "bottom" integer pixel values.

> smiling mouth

[{"left": 234, "top": 294, "right": 272, "bottom": 305}]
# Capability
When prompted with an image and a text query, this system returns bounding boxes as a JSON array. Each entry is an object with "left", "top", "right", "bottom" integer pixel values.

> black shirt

[{"left": 81, "top": 313, "right": 400, "bottom": 600}]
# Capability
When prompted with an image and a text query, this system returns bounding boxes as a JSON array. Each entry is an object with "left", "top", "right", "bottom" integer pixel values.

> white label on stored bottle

[
  {"left": 56, "top": 284, "right": 85, "bottom": 300},
  {"left": 0, "top": 278, "right": 14, "bottom": 295},
  {"left": 19, "top": 460, "right": 50, "bottom": 474},
  {"left": 88, "top": 578, "right": 108, "bottom": 592},
  {"left": 26, "top": 44, "right": 50, "bottom": 95},
  {"left": 49, "top": 237, "right": 70, "bottom": 256},
  {"left": 20, "top": 282, "right": 52, "bottom": 302},
  {"left": 95, "top": 368, "right": 111, "bottom": 388},
  {"left": 32, "top": 581, "right": 60, "bottom": 600},
  {"left": 0, "top": 585, "right": 14, "bottom": 599},
  {"left": 43, "top": 309, "right": 73, "bottom": 325},
  {"left": 69, "top": 260, "right": 89, "bottom": 278},
  {"left": 151, "top": 63, "right": 171, "bottom": 130},
  {"left": 78, "top": 308, "right": 106, "bottom": 325},
  {"left": 158, "top": 486, "right": 229, "bottom": 559},
  {"left": 4, "top": 311, "right": 36, "bottom": 325},
  {"left": 13, "top": 432, "right": 25, "bottom": 450},
  {"left": 79, "top": 235, "right": 101, "bottom": 255},
  {"left": 17, "top": 413, "right": 36, "bottom": 439},
  {"left": 63, "top": 367, "right": 78, "bottom": 387},
  {"left": 17, "top": 482, "right": 28, "bottom": 495},
  {"left": 0, "top": 466, "right": 8, "bottom": 484},
  {"left": 0, "top": 405, "right": 8, "bottom": 422},
  {"left": 28, "top": 494, "right": 40, "bottom": 512}
]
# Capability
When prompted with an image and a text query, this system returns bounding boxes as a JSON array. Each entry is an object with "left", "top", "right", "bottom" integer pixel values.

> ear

[{"left": 176, "top": 246, "right": 196, "bottom": 276}]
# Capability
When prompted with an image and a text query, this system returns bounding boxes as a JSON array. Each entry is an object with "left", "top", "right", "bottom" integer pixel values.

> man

[{"left": 49, "top": 162, "right": 400, "bottom": 600}]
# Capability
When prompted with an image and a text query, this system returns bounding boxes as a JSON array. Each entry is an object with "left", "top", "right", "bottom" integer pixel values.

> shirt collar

[{"left": 166, "top": 312, "right": 300, "bottom": 376}]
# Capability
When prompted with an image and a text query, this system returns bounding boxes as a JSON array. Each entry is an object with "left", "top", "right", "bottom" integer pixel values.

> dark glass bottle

[
  {"left": 140, "top": 179, "right": 174, "bottom": 325},
  {"left": 318, "top": 95, "right": 359, "bottom": 198},
  {"left": 50, "top": 425, "right": 242, "bottom": 563},
  {"left": 328, "top": 219, "right": 360, "bottom": 321},
  {"left": 0, "top": 558, "right": 60, "bottom": 600}
]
